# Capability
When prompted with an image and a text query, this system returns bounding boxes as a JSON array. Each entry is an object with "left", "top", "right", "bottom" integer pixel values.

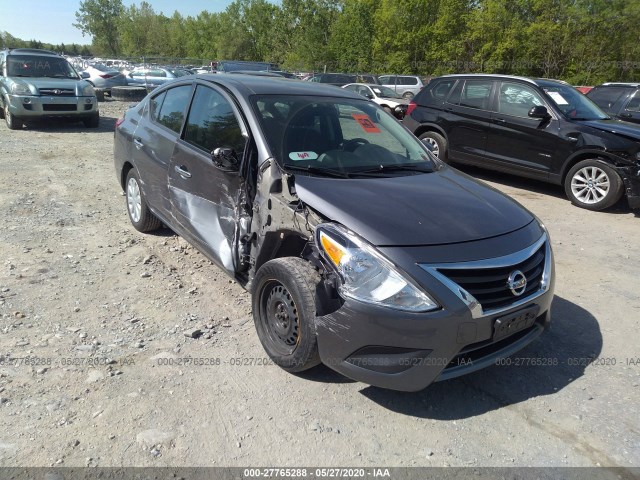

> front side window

[
  {"left": 253, "top": 95, "right": 435, "bottom": 177},
  {"left": 156, "top": 85, "right": 192, "bottom": 133},
  {"left": 184, "top": 85, "right": 245, "bottom": 154},
  {"left": 625, "top": 91, "right": 640, "bottom": 112},
  {"left": 7, "top": 55, "right": 77, "bottom": 78},
  {"left": 498, "top": 82, "right": 544, "bottom": 117},
  {"left": 378, "top": 76, "right": 393, "bottom": 85}
]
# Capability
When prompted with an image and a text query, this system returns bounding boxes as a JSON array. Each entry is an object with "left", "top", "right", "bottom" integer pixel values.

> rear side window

[
  {"left": 588, "top": 86, "right": 632, "bottom": 110},
  {"left": 399, "top": 76, "right": 418, "bottom": 85},
  {"left": 184, "top": 85, "right": 245, "bottom": 155},
  {"left": 156, "top": 85, "right": 192, "bottom": 134},
  {"left": 459, "top": 80, "right": 493, "bottom": 110}
]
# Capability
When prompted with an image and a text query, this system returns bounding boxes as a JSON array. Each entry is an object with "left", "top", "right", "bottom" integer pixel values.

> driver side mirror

[
  {"left": 528, "top": 105, "right": 551, "bottom": 119},
  {"left": 80, "top": 72, "right": 90, "bottom": 79},
  {"left": 364, "top": 93, "right": 374, "bottom": 100},
  {"left": 212, "top": 147, "right": 240, "bottom": 173}
]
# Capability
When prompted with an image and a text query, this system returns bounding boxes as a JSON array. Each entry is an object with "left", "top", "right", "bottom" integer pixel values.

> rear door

[
  {"left": 168, "top": 83, "right": 248, "bottom": 274},
  {"left": 443, "top": 78, "right": 495, "bottom": 162},
  {"left": 131, "top": 83, "right": 193, "bottom": 216}
]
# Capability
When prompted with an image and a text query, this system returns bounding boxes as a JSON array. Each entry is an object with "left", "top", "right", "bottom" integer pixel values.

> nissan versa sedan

[{"left": 114, "top": 74, "right": 555, "bottom": 391}]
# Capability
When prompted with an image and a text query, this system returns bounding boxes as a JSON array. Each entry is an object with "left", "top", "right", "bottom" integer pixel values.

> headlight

[
  {"left": 81, "top": 84, "right": 96, "bottom": 96},
  {"left": 11, "top": 83, "right": 31, "bottom": 95},
  {"left": 316, "top": 224, "right": 439, "bottom": 312}
]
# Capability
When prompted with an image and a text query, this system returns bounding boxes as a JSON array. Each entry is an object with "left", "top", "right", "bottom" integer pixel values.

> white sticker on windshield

[
  {"left": 288, "top": 151, "right": 319, "bottom": 161},
  {"left": 547, "top": 91, "right": 569, "bottom": 105}
]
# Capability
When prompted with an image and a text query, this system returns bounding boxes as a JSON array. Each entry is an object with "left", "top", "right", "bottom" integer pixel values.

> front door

[
  {"left": 485, "top": 81, "right": 560, "bottom": 179},
  {"left": 168, "top": 84, "right": 247, "bottom": 275}
]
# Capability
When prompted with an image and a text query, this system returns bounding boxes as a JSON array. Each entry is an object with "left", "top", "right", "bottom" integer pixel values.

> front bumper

[
  {"left": 620, "top": 165, "right": 640, "bottom": 209},
  {"left": 6, "top": 94, "right": 97, "bottom": 119},
  {"left": 316, "top": 236, "right": 555, "bottom": 392}
]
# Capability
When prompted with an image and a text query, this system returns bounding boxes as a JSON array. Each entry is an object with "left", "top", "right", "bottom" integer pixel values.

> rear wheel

[
  {"left": 252, "top": 257, "right": 321, "bottom": 372},
  {"left": 125, "top": 169, "right": 162, "bottom": 232},
  {"left": 564, "top": 159, "right": 623, "bottom": 211},
  {"left": 402, "top": 91, "right": 414, "bottom": 100},
  {"left": 419, "top": 131, "right": 448, "bottom": 162},
  {"left": 5, "top": 104, "right": 22, "bottom": 130}
]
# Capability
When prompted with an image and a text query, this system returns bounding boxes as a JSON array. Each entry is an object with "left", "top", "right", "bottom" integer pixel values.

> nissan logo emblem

[
  {"left": 54, "top": 89, "right": 61, "bottom": 95},
  {"left": 507, "top": 270, "right": 527, "bottom": 296}
]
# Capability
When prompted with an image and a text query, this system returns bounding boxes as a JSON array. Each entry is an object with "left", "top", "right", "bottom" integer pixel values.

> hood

[
  {"left": 294, "top": 168, "right": 534, "bottom": 246},
  {"left": 580, "top": 118, "right": 640, "bottom": 141},
  {"left": 17, "top": 77, "right": 85, "bottom": 92}
]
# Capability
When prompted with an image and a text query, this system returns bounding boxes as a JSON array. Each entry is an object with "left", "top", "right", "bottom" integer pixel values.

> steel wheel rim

[
  {"left": 423, "top": 137, "right": 440, "bottom": 157},
  {"left": 127, "top": 177, "right": 142, "bottom": 222},
  {"left": 259, "top": 280, "right": 300, "bottom": 356},
  {"left": 571, "top": 166, "right": 610, "bottom": 204}
]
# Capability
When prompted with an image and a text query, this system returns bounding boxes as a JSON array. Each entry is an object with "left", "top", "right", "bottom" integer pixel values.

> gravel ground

[{"left": 0, "top": 99, "right": 639, "bottom": 472}]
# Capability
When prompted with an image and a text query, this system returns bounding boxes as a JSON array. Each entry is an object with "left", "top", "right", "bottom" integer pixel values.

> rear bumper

[{"left": 6, "top": 94, "right": 97, "bottom": 118}]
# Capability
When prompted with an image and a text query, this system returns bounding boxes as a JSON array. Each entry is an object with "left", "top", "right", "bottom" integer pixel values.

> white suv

[{"left": 378, "top": 75, "right": 424, "bottom": 99}]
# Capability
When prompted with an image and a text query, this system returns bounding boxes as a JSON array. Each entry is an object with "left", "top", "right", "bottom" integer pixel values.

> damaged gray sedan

[{"left": 114, "top": 74, "right": 555, "bottom": 391}]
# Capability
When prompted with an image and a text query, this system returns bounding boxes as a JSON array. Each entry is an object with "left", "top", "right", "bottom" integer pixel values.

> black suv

[
  {"left": 586, "top": 83, "right": 640, "bottom": 124},
  {"left": 403, "top": 74, "right": 640, "bottom": 211}
]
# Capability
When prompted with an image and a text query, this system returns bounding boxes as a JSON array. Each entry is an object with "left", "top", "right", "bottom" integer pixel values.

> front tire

[
  {"left": 83, "top": 112, "right": 100, "bottom": 128},
  {"left": 125, "top": 169, "right": 162, "bottom": 232},
  {"left": 252, "top": 257, "right": 322, "bottom": 373},
  {"left": 419, "top": 131, "right": 448, "bottom": 162},
  {"left": 5, "top": 105, "right": 22, "bottom": 130},
  {"left": 564, "top": 159, "right": 623, "bottom": 211}
]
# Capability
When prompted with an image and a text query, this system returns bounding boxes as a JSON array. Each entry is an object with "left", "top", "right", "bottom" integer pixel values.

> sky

[{"left": 0, "top": 0, "right": 236, "bottom": 46}]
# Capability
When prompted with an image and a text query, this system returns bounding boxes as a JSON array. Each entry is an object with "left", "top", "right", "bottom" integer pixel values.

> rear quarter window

[{"left": 416, "top": 79, "right": 457, "bottom": 106}]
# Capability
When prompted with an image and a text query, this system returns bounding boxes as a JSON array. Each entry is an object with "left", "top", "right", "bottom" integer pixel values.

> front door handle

[
  {"left": 133, "top": 138, "right": 144, "bottom": 149},
  {"left": 493, "top": 117, "right": 506, "bottom": 124},
  {"left": 174, "top": 165, "right": 192, "bottom": 178}
]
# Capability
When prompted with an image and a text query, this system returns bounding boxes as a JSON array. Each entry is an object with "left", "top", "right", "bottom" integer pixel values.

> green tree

[
  {"left": 74, "top": 0, "right": 124, "bottom": 55},
  {"left": 329, "top": 0, "right": 378, "bottom": 72}
]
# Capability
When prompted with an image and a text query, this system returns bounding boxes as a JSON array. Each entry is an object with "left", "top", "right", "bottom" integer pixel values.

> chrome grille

[
  {"left": 437, "top": 244, "right": 546, "bottom": 312},
  {"left": 39, "top": 88, "right": 75, "bottom": 96}
]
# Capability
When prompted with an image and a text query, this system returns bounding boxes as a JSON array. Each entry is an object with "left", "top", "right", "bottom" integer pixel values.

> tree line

[
  {"left": 7, "top": 0, "right": 640, "bottom": 85},
  {"left": 0, "top": 32, "right": 92, "bottom": 57}
]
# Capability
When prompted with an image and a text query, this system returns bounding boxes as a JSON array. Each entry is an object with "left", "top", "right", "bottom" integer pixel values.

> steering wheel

[{"left": 342, "top": 138, "right": 370, "bottom": 152}]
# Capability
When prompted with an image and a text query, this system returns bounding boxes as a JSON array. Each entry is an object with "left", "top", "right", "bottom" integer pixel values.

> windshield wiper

[
  {"left": 283, "top": 164, "right": 352, "bottom": 178},
  {"left": 351, "top": 164, "right": 433, "bottom": 175}
]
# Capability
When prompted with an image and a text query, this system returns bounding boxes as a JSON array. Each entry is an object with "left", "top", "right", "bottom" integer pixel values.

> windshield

[
  {"left": 371, "top": 85, "right": 402, "bottom": 99},
  {"left": 541, "top": 83, "right": 608, "bottom": 120},
  {"left": 252, "top": 95, "right": 435, "bottom": 177},
  {"left": 7, "top": 55, "right": 78, "bottom": 79}
]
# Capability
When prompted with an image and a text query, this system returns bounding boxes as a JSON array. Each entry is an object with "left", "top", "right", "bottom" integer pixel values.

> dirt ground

[{"left": 0, "top": 99, "right": 639, "bottom": 471}]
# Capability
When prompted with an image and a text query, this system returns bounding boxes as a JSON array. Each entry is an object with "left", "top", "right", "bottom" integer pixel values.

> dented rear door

[{"left": 168, "top": 83, "right": 247, "bottom": 274}]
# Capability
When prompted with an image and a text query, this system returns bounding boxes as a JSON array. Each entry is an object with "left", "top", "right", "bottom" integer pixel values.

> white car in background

[{"left": 342, "top": 83, "right": 409, "bottom": 119}]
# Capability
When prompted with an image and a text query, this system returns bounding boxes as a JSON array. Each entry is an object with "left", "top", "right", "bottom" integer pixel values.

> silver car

[
  {"left": 0, "top": 48, "right": 99, "bottom": 129},
  {"left": 378, "top": 75, "right": 425, "bottom": 99},
  {"left": 80, "top": 64, "right": 127, "bottom": 93},
  {"left": 126, "top": 67, "right": 192, "bottom": 88}
]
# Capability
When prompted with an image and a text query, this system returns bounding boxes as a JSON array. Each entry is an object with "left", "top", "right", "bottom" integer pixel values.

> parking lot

[{"left": 0, "top": 100, "right": 639, "bottom": 471}]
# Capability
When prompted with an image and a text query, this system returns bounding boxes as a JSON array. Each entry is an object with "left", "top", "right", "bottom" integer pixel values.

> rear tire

[
  {"left": 564, "top": 159, "right": 623, "bottom": 211},
  {"left": 125, "top": 169, "right": 162, "bottom": 232},
  {"left": 252, "top": 257, "right": 322, "bottom": 373},
  {"left": 403, "top": 92, "right": 414, "bottom": 100},
  {"left": 419, "top": 131, "right": 448, "bottom": 162}
]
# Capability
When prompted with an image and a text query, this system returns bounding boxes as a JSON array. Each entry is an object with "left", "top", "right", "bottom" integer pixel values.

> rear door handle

[
  {"left": 133, "top": 138, "right": 144, "bottom": 149},
  {"left": 174, "top": 165, "right": 192, "bottom": 178},
  {"left": 493, "top": 117, "right": 506, "bottom": 124}
]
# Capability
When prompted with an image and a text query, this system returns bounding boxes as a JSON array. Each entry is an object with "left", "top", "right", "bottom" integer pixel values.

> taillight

[
  {"left": 115, "top": 117, "right": 125, "bottom": 129},
  {"left": 406, "top": 101, "right": 417, "bottom": 116},
  {"left": 99, "top": 73, "right": 115, "bottom": 79}
]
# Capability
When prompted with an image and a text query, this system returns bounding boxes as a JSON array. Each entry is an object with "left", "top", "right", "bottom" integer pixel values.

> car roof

[
  {"left": 600, "top": 82, "right": 640, "bottom": 88},
  {"left": 196, "top": 73, "right": 362, "bottom": 99},
  {"left": 432, "top": 73, "right": 570, "bottom": 87},
  {"left": 6, "top": 48, "right": 60, "bottom": 57}
]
